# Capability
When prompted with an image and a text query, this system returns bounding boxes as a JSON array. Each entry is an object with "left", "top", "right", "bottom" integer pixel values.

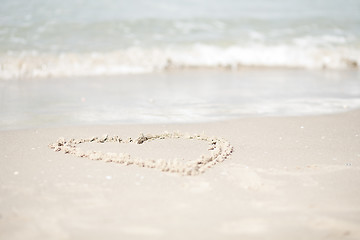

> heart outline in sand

[{"left": 49, "top": 132, "right": 233, "bottom": 176}]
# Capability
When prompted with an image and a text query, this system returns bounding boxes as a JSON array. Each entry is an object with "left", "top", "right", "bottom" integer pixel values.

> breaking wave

[{"left": 1, "top": 44, "right": 359, "bottom": 79}]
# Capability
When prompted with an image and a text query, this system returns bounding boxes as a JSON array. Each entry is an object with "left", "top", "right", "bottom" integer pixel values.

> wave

[{"left": 1, "top": 44, "right": 359, "bottom": 79}]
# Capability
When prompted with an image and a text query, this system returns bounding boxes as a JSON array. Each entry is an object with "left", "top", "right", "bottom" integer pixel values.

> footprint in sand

[{"left": 48, "top": 132, "right": 233, "bottom": 176}]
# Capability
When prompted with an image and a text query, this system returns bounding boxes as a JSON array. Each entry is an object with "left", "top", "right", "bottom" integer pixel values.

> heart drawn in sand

[{"left": 49, "top": 132, "right": 233, "bottom": 176}]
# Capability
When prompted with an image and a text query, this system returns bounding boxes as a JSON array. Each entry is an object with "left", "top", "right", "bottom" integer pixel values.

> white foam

[{"left": 0, "top": 44, "right": 359, "bottom": 79}]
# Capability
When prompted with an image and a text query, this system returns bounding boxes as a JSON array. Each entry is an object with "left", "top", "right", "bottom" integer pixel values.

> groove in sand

[{"left": 49, "top": 132, "right": 233, "bottom": 176}]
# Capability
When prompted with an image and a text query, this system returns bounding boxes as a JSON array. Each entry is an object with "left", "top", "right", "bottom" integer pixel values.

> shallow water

[
  {"left": 1, "top": 1, "right": 360, "bottom": 129},
  {"left": 1, "top": 69, "right": 359, "bottom": 130},
  {"left": 0, "top": 0, "right": 360, "bottom": 79}
]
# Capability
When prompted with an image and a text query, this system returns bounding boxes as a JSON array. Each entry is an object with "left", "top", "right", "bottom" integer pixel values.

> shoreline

[
  {"left": 1, "top": 109, "right": 360, "bottom": 239},
  {"left": 1, "top": 68, "right": 359, "bottom": 131}
]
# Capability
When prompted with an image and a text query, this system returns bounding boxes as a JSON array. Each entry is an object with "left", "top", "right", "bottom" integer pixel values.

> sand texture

[
  {"left": 48, "top": 132, "right": 233, "bottom": 176},
  {"left": 1, "top": 110, "right": 360, "bottom": 239}
]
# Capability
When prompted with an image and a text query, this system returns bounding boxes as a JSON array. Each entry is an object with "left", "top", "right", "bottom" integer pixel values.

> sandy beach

[
  {"left": 1, "top": 109, "right": 359, "bottom": 239},
  {"left": 1, "top": 0, "right": 360, "bottom": 238}
]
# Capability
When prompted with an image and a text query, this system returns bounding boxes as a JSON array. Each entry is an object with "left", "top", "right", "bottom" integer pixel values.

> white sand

[
  {"left": 48, "top": 132, "right": 233, "bottom": 175},
  {"left": 0, "top": 110, "right": 360, "bottom": 239}
]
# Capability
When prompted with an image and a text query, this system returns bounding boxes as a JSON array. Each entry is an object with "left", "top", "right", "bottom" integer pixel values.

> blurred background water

[
  {"left": 1, "top": 69, "right": 359, "bottom": 130},
  {"left": 0, "top": 0, "right": 359, "bottom": 129},
  {"left": 0, "top": 0, "right": 359, "bottom": 78}
]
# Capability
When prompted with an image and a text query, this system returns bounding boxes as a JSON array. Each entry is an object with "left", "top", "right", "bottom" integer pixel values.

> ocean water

[
  {"left": 0, "top": 0, "right": 360, "bottom": 129},
  {"left": 1, "top": 69, "right": 359, "bottom": 130},
  {"left": 0, "top": 0, "right": 359, "bottom": 79}
]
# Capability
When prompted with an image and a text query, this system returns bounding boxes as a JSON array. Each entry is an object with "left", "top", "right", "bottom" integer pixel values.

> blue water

[
  {"left": 0, "top": 0, "right": 360, "bottom": 129},
  {"left": 0, "top": 0, "right": 359, "bottom": 79}
]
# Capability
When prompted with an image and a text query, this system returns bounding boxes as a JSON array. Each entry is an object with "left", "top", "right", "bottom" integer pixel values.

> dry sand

[{"left": 0, "top": 110, "right": 360, "bottom": 239}]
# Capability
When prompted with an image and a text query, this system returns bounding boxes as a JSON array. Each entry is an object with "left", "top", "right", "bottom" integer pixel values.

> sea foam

[{"left": 1, "top": 44, "right": 359, "bottom": 79}]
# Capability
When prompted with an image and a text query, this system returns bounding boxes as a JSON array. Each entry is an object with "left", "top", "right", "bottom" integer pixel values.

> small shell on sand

[{"left": 98, "top": 134, "right": 108, "bottom": 143}]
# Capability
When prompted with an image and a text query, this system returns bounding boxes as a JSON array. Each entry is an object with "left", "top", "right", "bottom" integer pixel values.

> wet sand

[
  {"left": 1, "top": 69, "right": 359, "bottom": 130},
  {"left": 1, "top": 110, "right": 360, "bottom": 239}
]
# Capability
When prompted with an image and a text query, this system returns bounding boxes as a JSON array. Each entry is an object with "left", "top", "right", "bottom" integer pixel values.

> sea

[{"left": 0, "top": 0, "right": 359, "bottom": 129}]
